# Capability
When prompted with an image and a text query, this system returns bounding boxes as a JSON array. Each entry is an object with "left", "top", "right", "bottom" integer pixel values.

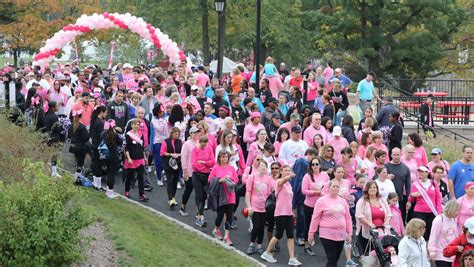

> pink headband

[
  {"left": 465, "top": 182, "right": 474, "bottom": 190},
  {"left": 104, "top": 120, "right": 116, "bottom": 130}
]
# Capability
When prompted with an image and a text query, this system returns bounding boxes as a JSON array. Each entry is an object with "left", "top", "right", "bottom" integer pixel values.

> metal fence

[{"left": 379, "top": 79, "right": 474, "bottom": 97}]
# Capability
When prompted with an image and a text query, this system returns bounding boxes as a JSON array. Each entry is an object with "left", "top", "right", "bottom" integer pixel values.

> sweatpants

[
  {"left": 152, "top": 143, "right": 163, "bottom": 181},
  {"left": 320, "top": 237, "right": 344, "bottom": 267},
  {"left": 250, "top": 212, "right": 266, "bottom": 244},
  {"left": 181, "top": 178, "right": 193, "bottom": 206}
]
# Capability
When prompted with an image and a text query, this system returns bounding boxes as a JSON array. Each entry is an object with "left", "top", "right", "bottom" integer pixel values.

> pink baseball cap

[{"left": 465, "top": 182, "right": 474, "bottom": 190}]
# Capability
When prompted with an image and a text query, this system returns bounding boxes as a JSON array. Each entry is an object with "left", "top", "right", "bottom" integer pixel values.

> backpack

[{"left": 98, "top": 139, "right": 110, "bottom": 160}]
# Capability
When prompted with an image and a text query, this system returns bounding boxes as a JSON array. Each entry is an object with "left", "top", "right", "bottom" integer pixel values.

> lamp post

[
  {"left": 215, "top": 0, "right": 225, "bottom": 82},
  {"left": 255, "top": 0, "right": 261, "bottom": 92}
]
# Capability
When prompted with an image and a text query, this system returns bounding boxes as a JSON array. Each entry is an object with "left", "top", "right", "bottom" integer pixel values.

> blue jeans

[
  {"left": 359, "top": 100, "right": 372, "bottom": 120},
  {"left": 295, "top": 203, "right": 305, "bottom": 240},
  {"left": 334, "top": 109, "right": 346, "bottom": 126},
  {"left": 152, "top": 143, "right": 163, "bottom": 181}
]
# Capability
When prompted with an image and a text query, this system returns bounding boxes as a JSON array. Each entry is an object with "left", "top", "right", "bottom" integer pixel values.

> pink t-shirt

[
  {"left": 402, "top": 157, "right": 418, "bottom": 184},
  {"left": 308, "top": 194, "right": 352, "bottom": 241},
  {"left": 337, "top": 158, "right": 358, "bottom": 185},
  {"left": 322, "top": 178, "right": 352, "bottom": 200},
  {"left": 246, "top": 174, "right": 275, "bottom": 213},
  {"left": 273, "top": 141, "right": 283, "bottom": 156},
  {"left": 126, "top": 79, "right": 140, "bottom": 91},
  {"left": 279, "top": 122, "right": 302, "bottom": 139},
  {"left": 302, "top": 172, "right": 330, "bottom": 208},
  {"left": 191, "top": 145, "right": 215, "bottom": 173},
  {"left": 328, "top": 137, "right": 349, "bottom": 163},
  {"left": 408, "top": 181, "right": 443, "bottom": 214},
  {"left": 307, "top": 81, "right": 319, "bottom": 101},
  {"left": 371, "top": 204, "right": 386, "bottom": 226},
  {"left": 243, "top": 123, "right": 265, "bottom": 144},
  {"left": 358, "top": 144, "right": 369, "bottom": 160},
  {"left": 414, "top": 146, "right": 428, "bottom": 167},
  {"left": 368, "top": 143, "right": 389, "bottom": 163},
  {"left": 274, "top": 182, "right": 294, "bottom": 217},
  {"left": 195, "top": 72, "right": 210, "bottom": 87},
  {"left": 457, "top": 196, "right": 474, "bottom": 233},
  {"left": 246, "top": 141, "right": 265, "bottom": 167},
  {"left": 303, "top": 125, "right": 328, "bottom": 146},
  {"left": 208, "top": 164, "right": 239, "bottom": 204}
]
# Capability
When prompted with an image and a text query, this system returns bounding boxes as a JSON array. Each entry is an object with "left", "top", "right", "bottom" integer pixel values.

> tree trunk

[
  {"left": 200, "top": 0, "right": 210, "bottom": 65},
  {"left": 12, "top": 49, "right": 18, "bottom": 67}
]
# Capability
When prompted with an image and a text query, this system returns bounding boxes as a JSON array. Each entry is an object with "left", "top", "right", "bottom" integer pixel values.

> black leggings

[
  {"left": 413, "top": 211, "right": 436, "bottom": 241},
  {"left": 73, "top": 148, "right": 87, "bottom": 171},
  {"left": 251, "top": 212, "right": 266, "bottom": 244},
  {"left": 320, "top": 237, "right": 344, "bottom": 267},
  {"left": 304, "top": 204, "right": 314, "bottom": 242},
  {"left": 181, "top": 178, "right": 193, "bottom": 206},
  {"left": 266, "top": 210, "right": 275, "bottom": 233},
  {"left": 435, "top": 261, "right": 452, "bottom": 267},
  {"left": 125, "top": 165, "right": 145, "bottom": 196},
  {"left": 91, "top": 147, "right": 102, "bottom": 177},
  {"left": 215, "top": 204, "right": 234, "bottom": 230},
  {"left": 165, "top": 170, "right": 179, "bottom": 200},
  {"left": 233, "top": 184, "right": 246, "bottom": 212},
  {"left": 275, "top": 216, "right": 294, "bottom": 240},
  {"left": 106, "top": 156, "right": 120, "bottom": 190},
  {"left": 192, "top": 172, "right": 209, "bottom": 215}
]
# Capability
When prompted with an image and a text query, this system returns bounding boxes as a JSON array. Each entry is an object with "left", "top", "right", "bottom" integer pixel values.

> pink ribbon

[
  {"left": 104, "top": 119, "right": 116, "bottom": 130},
  {"left": 31, "top": 96, "right": 40, "bottom": 106}
]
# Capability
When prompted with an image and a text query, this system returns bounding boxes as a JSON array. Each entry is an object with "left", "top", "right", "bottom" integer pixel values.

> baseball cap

[
  {"left": 418, "top": 166, "right": 429, "bottom": 172},
  {"left": 290, "top": 113, "right": 300, "bottom": 121},
  {"left": 291, "top": 125, "right": 302, "bottom": 133},
  {"left": 123, "top": 63, "right": 133, "bottom": 69},
  {"left": 191, "top": 85, "right": 198, "bottom": 91},
  {"left": 189, "top": 126, "right": 200, "bottom": 134},
  {"left": 280, "top": 62, "right": 286, "bottom": 66},
  {"left": 271, "top": 113, "right": 281, "bottom": 119},
  {"left": 431, "top": 148, "right": 442, "bottom": 155},
  {"left": 333, "top": 126, "right": 342, "bottom": 136},
  {"left": 267, "top": 97, "right": 278, "bottom": 104},
  {"left": 465, "top": 217, "right": 474, "bottom": 234},
  {"left": 250, "top": 112, "right": 261, "bottom": 120}
]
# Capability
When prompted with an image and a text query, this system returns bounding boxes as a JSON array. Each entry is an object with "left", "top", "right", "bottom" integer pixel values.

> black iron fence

[{"left": 378, "top": 79, "right": 474, "bottom": 97}]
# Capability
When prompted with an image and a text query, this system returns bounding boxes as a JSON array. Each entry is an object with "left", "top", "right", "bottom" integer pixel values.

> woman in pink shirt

[
  {"left": 209, "top": 151, "right": 239, "bottom": 246},
  {"left": 427, "top": 148, "right": 450, "bottom": 184},
  {"left": 355, "top": 181, "right": 392, "bottom": 256},
  {"left": 402, "top": 144, "right": 418, "bottom": 184},
  {"left": 245, "top": 160, "right": 274, "bottom": 255},
  {"left": 243, "top": 112, "right": 265, "bottom": 145},
  {"left": 302, "top": 158, "right": 330, "bottom": 255},
  {"left": 322, "top": 166, "right": 351, "bottom": 200},
  {"left": 367, "top": 130, "right": 389, "bottom": 163},
  {"left": 357, "top": 131, "right": 372, "bottom": 160},
  {"left": 356, "top": 117, "right": 375, "bottom": 143},
  {"left": 197, "top": 120, "right": 216, "bottom": 152},
  {"left": 273, "top": 127, "right": 289, "bottom": 157},
  {"left": 308, "top": 179, "right": 353, "bottom": 267},
  {"left": 338, "top": 147, "right": 357, "bottom": 186},
  {"left": 456, "top": 182, "right": 474, "bottom": 233},
  {"left": 246, "top": 129, "right": 268, "bottom": 167},
  {"left": 261, "top": 165, "right": 301, "bottom": 266},
  {"left": 407, "top": 166, "right": 442, "bottom": 241},
  {"left": 192, "top": 135, "right": 215, "bottom": 227},
  {"left": 179, "top": 126, "right": 200, "bottom": 217},
  {"left": 428, "top": 200, "right": 461, "bottom": 267},
  {"left": 407, "top": 132, "right": 428, "bottom": 167}
]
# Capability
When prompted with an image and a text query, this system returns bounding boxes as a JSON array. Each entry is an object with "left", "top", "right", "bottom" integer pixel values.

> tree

[{"left": 307, "top": 1, "right": 469, "bottom": 83}]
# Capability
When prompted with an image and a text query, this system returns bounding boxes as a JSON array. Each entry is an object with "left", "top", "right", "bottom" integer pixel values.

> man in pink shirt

[
  {"left": 72, "top": 92, "right": 94, "bottom": 127},
  {"left": 328, "top": 126, "right": 349, "bottom": 163},
  {"left": 195, "top": 66, "right": 210, "bottom": 87},
  {"left": 278, "top": 113, "right": 302, "bottom": 139},
  {"left": 303, "top": 112, "right": 328, "bottom": 145}
]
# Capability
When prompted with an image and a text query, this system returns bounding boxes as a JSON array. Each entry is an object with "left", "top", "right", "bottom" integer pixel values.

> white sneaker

[
  {"left": 106, "top": 189, "right": 119, "bottom": 199},
  {"left": 147, "top": 166, "right": 152, "bottom": 173},
  {"left": 288, "top": 257, "right": 302, "bottom": 266},
  {"left": 177, "top": 183, "right": 182, "bottom": 189},
  {"left": 261, "top": 252, "right": 277, "bottom": 263},
  {"left": 157, "top": 180, "right": 164, "bottom": 186}
]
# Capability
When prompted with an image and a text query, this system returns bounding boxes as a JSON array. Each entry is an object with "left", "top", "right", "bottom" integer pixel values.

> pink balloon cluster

[{"left": 33, "top": 12, "right": 191, "bottom": 69}]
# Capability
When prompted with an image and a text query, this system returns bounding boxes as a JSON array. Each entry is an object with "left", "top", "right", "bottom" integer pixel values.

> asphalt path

[{"left": 61, "top": 147, "right": 348, "bottom": 267}]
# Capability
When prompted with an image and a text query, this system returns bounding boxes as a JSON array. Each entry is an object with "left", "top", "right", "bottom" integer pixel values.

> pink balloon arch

[{"left": 33, "top": 12, "right": 191, "bottom": 68}]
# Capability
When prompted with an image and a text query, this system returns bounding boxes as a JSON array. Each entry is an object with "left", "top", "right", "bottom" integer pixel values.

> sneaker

[
  {"left": 196, "top": 218, "right": 207, "bottom": 228},
  {"left": 179, "top": 208, "right": 189, "bottom": 216},
  {"left": 144, "top": 185, "right": 153, "bottom": 191},
  {"left": 172, "top": 198, "right": 178, "bottom": 206},
  {"left": 124, "top": 191, "right": 130, "bottom": 198},
  {"left": 177, "top": 182, "right": 182, "bottom": 189},
  {"left": 138, "top": 195, "right": 149, "bottom": 202},
  {"left": 212, "top": 229, "right": 223, "bottom": 240},
  {"left": 288, "top": 257, "right": 302, "bottom": 266},
  {"left": 169, "top": 199, "right": 177, "bottom": 209},
  {"left": 296, "top": 238, "right": 305, "bottom": 246},
  {"left": 224, "top": 236, "right": 233, "bottom": 246},
  {"left": 204, "top": 200, "right": 208, "bottom": 210},
  {"left": 246, "top": 245, "right": 255, "bottom": 255},
  {"left": 157, "top": 180, "right": 164, "bottom": 186},
  {"left": 147, "top": 166, "right": 152, "bottom": 173},
  {"left": 230, "top": 222, "right": 238, "bottom": 230},
  {"left": 261, "top": 252, "right": 277, "bottom": 263},
  {"left": 347, "top": 259, "right": 358, "bottom": 266},
  {"left": 304, "top": 247, "right": 316, "bottom": 256},
  {"left": 256, "top": 247, "right": 265, "bottom": 255}
]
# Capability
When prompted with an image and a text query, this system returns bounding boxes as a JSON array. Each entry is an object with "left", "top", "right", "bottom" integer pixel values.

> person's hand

[
  {"left": 346, "top": 235, "right": 352, "bottom": 243},
  {"left": 248, "top": 207, "right": 254, "bottom": 216},
  {"left": 458, "top": 246, "right": 464, "bottom": 253},
  {"left": 429, "top": 252, "right": 436, "bottom": 261},
  {"left": 115, "top": 127, "right": 122, "bottom": 133},
  {"left": 127, "top": 158, "right": 133, "bottom": 164},
  {"left": 183, "top": 170, "right": 189, "bottom": 179},
  {"left": 327, "top": 168, "right": 334, "bottom": 174},
  {"left": 387, "top": 174, "right": 395, "bottom": 180},
  {"left": 198, "top": 160, "right": 205, "bottom": 164},
  {"left": 411, "top": 192, "right": 421, "bottom": 198},
  {"left": 450, "top": 193, "right": 456, "bottom": 200},
  {"left": 406, "top": 202, "right": 412, "bottom": 210},
  {"left": 369, "top": 223, "right": 376, "bottom": 229},
  {"left": 308, "top": 237, "right": 314, "bottom": 245},
  {"left": 144, "top": 158, "right": 147, "bottom": 165},
  {"left": 219, "top": 178, "right": 226, "bottom": 183},
  {"left": 172, "top": 153, "right": 179, "bottom": 159}
]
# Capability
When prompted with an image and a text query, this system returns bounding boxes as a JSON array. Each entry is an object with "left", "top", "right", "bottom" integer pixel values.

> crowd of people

[{"left": 1, "top": 56, "right": 474, "bottom": 267}]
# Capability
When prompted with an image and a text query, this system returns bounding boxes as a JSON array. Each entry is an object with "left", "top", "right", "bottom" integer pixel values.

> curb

[{"left": 59, "top": 167, "right": 265, "bottom": 267}]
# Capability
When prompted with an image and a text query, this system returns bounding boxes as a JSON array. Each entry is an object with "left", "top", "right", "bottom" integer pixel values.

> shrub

[
  {"left": 423, "top": 135, "right": 463, "bottom": 164},
  {"left": 0, "top": 162, "right": 88, "bottom": 266}
]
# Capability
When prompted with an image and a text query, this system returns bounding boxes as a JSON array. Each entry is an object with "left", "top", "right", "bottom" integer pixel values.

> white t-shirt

[
  {"left": 376, "top": 178, "right": 396, "bottom": 200},
  {"left": 278, "top": 139, "right": 308, "bottom": 166},
  {"left": 26, "top": 79, "right": 50, "bottom": 90}
]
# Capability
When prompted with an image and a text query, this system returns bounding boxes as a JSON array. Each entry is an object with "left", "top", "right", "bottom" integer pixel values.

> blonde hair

[
  {"left": 403, "top": 144, "right": 415, "bottom": 153},
  {"left": 405, "top": 218, "right": 426, "bottom": 238},
  {"left": 372, "top": 131, "right": 383, "bottom": 139},
  {"left": 170, "top": 92, "right": 180, "bottom": 101},
  {"left": 443, "top": 200, "right": 461, "bottom": 218},
  {"left": 131, "top": 93, "right": 141, "bottom": 101},
  {"left": 197, "top": 120, "right": 209, "bottom": 132},
  {"left": 350, "top": 141, "right": 359, "bottom": 149}
]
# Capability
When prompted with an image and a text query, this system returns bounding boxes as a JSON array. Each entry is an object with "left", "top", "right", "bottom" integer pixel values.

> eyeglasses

[
  {"left": 311, "top": 163, "right": 320, "bottom": 166},
  {"left": 271, "top": 167, "right": 280, "bottom": 170}
]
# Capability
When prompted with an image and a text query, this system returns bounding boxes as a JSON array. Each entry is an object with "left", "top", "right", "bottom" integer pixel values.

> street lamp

[{"left": 215, "top": 0, "right": 225, "bottom": 82}]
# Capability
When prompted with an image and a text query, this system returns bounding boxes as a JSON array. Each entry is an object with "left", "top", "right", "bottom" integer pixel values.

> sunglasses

[
  {"left": 271, "top": 167, "right": 280, "bottom": 170},
  {"left": 311, "top": 163, "right": 320, "bottom": 166}
]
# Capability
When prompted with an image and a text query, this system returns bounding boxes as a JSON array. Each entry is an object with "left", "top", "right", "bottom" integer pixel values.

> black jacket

[
  {"left": 90, "top": 118, "right": 104, "bottom": 148},
  {"left": 42, "top": 111, "right": 61, "bottom": 143},
  {"left": 329, "top": 90, "right": 349, "bottom": 113},
  {"left": 389, "top": 121, "right": 403, "bottom": 151},
  {"left": 341, "top": 124, "right": 356, "bottom": 144},
  {"left": 106, "top": 101, "right": 129, "bottom": 130},
  {"left": 125, "top": 132, "right": 145, "bottom": 160},
  {"left": 163, "top": 138, "right": 182, "bottom": 172},
  {"left": 420, "top": 102, "right": 433, "bottom": 127}
]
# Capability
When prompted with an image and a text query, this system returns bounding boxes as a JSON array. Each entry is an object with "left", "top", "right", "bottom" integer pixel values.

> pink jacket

[
  {"left": 408, "top": 180, "right": 442, "bottom": 215},
  {"left": 308, "top": 194, "right": 352, "bottom": 241},
  {"left": 191, "top": 145, "right": 215, "bottom": 174},
  {"left": 390, "top": 205, "right": 404, "bottom": 236},
  {"left": 428, "top": 214, "right": 458, "bottom": 262},
  {"left": 302, "top": 172, "right": 330, "bottom": 208},
  {"left": 208, "top": 164, "right": 239, "bottom": 204},
  {"left": 181, "top": 140, "right": 197, "bottom": 177}
]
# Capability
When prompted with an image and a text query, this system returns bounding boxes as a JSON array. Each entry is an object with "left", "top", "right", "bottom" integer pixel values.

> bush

[
  {"left": 0, "top": 162, "right": 88, "bottom": 266},
  {"left": 424, "top": 135, "right": 463, "bottom": 164}
]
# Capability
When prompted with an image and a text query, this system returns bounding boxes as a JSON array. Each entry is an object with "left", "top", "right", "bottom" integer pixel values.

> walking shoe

[
  {"left": 147, "top": 166, "right": 152, "bottom": 173},
  {"left": 124, "top": 191, "right": 130, "bottom": 198},
  {"left": 288, "top": 257, "right": 302, "bottom": 266},
  {"left": 230, "top": 222, "right": 238, "bottom": 230},
  {"left": 169, "top": 199, "right": 177, "bottom": 209},
  {"left": 157, "top": 180, "right": 164, "bottom": 186},
  {"left": 144, "top": 185, "right": 153, "bottom": 192},
  {"left": 212, "top": 229, "right": 223, "bottom": 240},
  {"left": 177, "top": 182, "right": 182, "bottom": 189},
  {"left": 171, "top": 198, "right": 178, "bottom": 206},
  {"left": 179, "top": 208, "right": 189, "bottom": 216},
  {"left": 196, "top": 218, "right": 207, "bottom": 228},
  {"left": 256, "top": 247, "right": 265, "bottom": 255},
  {"left": 347, "top": 259, "right": 358, "bottom": 266},
  {"left": 304, "top": 247, "right": 316, "bottom": 256},
  {"left": 296, "top": 238, "right": 305, "bottom": 246},
  {"left": 224, "top": 236, "right": 233, "bottom": 246},
  {"left": 138, "top": 195, "right": 149, "bottom": 202},
  {"left": 246, "top": 245, "right": 255, "bottom": 255},
  {"left": 261, "top": 252, "right": 277, "bottom": 263}
]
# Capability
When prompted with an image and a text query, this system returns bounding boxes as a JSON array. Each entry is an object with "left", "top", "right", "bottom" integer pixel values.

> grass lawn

[{"left": 82, "top": 191, "right": 256, "bottom": 267}]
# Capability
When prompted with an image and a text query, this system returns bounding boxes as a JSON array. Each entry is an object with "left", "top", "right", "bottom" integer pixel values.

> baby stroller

[{"left": 368, "top": 227, "right": 401, "bottom": 267}]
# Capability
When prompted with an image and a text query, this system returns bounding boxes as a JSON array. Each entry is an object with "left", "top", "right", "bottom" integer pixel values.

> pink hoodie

[
  {"left": 408, "top": 180, "right": 442, "bottom": 215},
  {"left": 308, "top": 194, "right": 352, "bottom": 241},
  {"left": 192, "top": 145, "right": 215, "bottom": 174},
  {"left": 208, "top": 164, "right": 239, "bottom": 204},
  {"left": 302, "top": 172, "right": 330, "bottom": 208},
  {"left": 428, "top": 214, "right": 458, "bottom": 262},
  {"left": 246, "top": 173, "right": 275, "bottom": 212}
]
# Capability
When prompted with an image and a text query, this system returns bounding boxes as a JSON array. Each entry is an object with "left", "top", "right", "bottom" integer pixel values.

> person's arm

[
  {"left": 397, "top": 239, "right": 410, "bottom": 266},
  {"left": 160, "top": 141, "right": 168, "bottom": 157},
  {"left": 344, "top": 200, "right": 353, "bottom": 237},
  {"left": 448, "top": 179, "right": 456, "bottom": 199},
  {"left": 302, "top": 175, "right": 317, "bottom": 196},
  {"left": 341, "top": 93, "right": 349, "bottom": 111},
  {"left": 307, "top": 199, "right": 323, "bottom": 243},
  {"left": 373, "top": 87, "right": 382, "bottom": 102},
  {"left": 243, "top": 126, "right": 252, "bottom": 144},
  {"left": 434, "top": 183, "right": 443, "bottom": 214},
  {"left": 427, "top": 217, "right": 440, "bottom": 260},
  {"left": 205, "top": 147, "right": 216, "bottom": 167},
  {"left": 245, "top": 175, "right": 254, "bottom": 214},
  {"left": 355, "top": 199, "right": 375, "bottom": 228},
  {"left": 191, "top": 147, "right": 200, "bottom": 171}
]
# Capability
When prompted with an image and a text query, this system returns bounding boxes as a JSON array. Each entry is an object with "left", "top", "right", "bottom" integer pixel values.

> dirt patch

[{"left": 72, "top": 222, "right": 120, "bottom": 267}]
